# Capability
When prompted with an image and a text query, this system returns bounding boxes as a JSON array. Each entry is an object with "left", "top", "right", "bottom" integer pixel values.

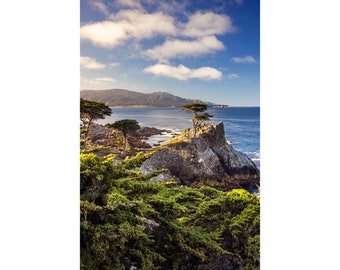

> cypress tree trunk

[
  {"left": 122, "top": 132, "right": 127, "bottom": 158},
  {"left": 192, "top": 114, "right": 197, "bottom": 137},
  {"left": 83, "top": 119, "right": 92, "bottom": 139}
]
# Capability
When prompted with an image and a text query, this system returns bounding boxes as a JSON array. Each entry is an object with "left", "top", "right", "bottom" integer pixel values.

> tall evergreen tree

[
  {"left": 182, "top": 103, "right": 213, "bottom": 137},
  {"left": 80, "top": 98, "right": 112, "bottom": 137},
  {"left": 108, "top": 119, "right": 140, "bottom": 157},
  {"left": 80, "top": 98, "right": 112, "bottom": 138}
]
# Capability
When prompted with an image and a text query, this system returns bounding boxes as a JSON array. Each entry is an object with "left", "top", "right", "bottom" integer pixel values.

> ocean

[{"left": 96, "top": 107, "right": 260, "bottom": 169}]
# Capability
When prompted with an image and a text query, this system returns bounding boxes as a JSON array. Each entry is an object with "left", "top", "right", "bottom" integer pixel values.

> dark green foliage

[
  {"left": 107, "top": 119, "right": 141, "bottom": 157},
  {"left": 80, "top": 150, "right": 260, "bottom": 269},
  {"left": 108, "top": 119, "right": 141, "bottom": 134},
  {"left": 182, "top": 103, "right": 213, "bottom": 137},
  {"left": 80, "top": 98, "right": 112, "bottom": 132}
]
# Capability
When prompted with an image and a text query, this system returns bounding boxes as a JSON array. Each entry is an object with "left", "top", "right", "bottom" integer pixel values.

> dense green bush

[{"left": 80, "top": 151, "right": 260, "bottom": 269}]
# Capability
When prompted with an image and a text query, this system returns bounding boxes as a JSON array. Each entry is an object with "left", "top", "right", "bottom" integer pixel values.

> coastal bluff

[{"left": 140, "top": 122, "right": 260, "bottom": 191}]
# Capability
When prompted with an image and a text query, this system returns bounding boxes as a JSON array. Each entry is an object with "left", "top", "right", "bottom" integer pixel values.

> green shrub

[{"left": 80, "top": 152, "right": 260, "bottom": 269}]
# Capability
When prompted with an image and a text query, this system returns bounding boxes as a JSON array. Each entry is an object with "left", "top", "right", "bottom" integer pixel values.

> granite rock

[{"left": 140, "top": 122, "right": 260, "bottom": 191}]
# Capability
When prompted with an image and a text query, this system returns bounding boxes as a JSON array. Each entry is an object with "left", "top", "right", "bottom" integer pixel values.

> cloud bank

[
  {"left": 182, "top": 11, "right": 233, "bottom": 38},
  {"left": 144, "top": 36, "right": 225, "bottom": 62},
  {"left": 81, "top": 1, "right": 236, "bottom": 80},
  {"left": 80, "top": 10, "right": 176, "bottom": 48},
  {"left": 80, "top": 8, "right": 232, "bottom": 54}
]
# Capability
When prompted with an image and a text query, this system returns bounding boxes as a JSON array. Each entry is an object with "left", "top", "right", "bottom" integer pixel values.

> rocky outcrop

[
  {"left": 85, "top": 123, "right": 171, "bottom": 149},
  {"left": 140, "top": 122, "right": 260, "bottom": 191}
]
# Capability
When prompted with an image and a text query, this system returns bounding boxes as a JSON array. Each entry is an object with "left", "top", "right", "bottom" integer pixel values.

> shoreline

[
  {"left": 89, "top": 122, "right": 260, "bottom": 169},
  {"left": 145, "top": 129, "right": 181, "bottom": 147}
]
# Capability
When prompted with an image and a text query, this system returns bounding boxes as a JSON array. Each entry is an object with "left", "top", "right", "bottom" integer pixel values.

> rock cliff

[{"left": 140, "top": 122, "right": 260, "bottom": 191}]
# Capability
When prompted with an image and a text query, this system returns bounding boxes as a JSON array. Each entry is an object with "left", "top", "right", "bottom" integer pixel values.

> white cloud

[
  {"left": 89, "top": 0, "right": 110, "bottom": 15},
  {"left": 115, "top": 0, "right": 143, "bottom": 9},
  {"left": 144, "top": 36, "right": 225, "bottom": 61},
  {"left": 190, "top": 67, "right": 223, "bottom": 80},
  {"left": 111, "top": 9, "right": 177, "bottom": 39},
  {"left": 80, "top": 76, "right": 116, "bottom": 89},
  {"left": 144, "top": 64, "right": 222, "bottom": 81},
  {"left": 80, "top": 10, "right": 176, "bottom": 48},
  {"left": 182, "top": 11, "right": 233, "bottom": 37},
  {"left": 80, "top": 56, "right": 106, "bottom": 69},
  {"left": 80, "top": 21, "right": 129, "bottom": 48},
  {"left": 139, "top": 11, "right": 232, "bottom": 61},
  {"left": 156, "top": 1, "right": 189, "bottom": 15},
  {"left": 227, "top": 73, "right": 239, "bottom": 79},
  {"left": 231, "top": 55, "right": 257, "bottom": 63},
  {"left": 95, "top": 77, "right": 116, "bottom": 82}
]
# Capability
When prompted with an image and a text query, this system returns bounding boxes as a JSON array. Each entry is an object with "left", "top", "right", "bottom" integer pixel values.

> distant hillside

[{"left": 80, "top": 89, "right": 214, "bottom": 107}]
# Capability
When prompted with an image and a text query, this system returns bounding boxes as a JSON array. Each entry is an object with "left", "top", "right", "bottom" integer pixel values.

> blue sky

[{"left": 80, "top": 0, "right": 260, "bottom": 106}]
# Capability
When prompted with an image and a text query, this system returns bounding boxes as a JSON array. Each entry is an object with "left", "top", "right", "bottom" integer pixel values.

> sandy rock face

[{"left": 140, "top": 122, "right": 260, "bottom": 191}]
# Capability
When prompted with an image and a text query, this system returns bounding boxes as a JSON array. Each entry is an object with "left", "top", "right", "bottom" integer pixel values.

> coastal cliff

[{"left": 140, "top": 122, "right": 260, "bottom": 191}]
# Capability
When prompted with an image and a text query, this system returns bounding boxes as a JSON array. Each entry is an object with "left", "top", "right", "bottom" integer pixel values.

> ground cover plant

[{"left": 80, "top": 150, "right": 260, "bottom": 269}]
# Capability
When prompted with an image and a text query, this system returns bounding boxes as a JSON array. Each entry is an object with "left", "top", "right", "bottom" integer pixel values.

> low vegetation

[{"left": 80, "top": 151, "right": 260, "bottom": 269}]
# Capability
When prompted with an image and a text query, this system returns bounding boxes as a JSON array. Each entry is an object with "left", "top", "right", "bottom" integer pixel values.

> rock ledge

[{"left": 140, "top": 122, "right": 260, "bottom": 191}]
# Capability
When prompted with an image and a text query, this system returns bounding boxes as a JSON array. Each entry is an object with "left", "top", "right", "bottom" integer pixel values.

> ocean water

[{"left": 96, "top": 107, "right": 260, "bottom": 169}]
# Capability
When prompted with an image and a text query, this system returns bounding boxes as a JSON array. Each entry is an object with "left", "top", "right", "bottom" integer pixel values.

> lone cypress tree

[
  {"left": 108, "top": 119, "right": 140, "bottom": 157},
  {"left": 182, "top": 103, "right": 213, "bottom": 137},
  {"left": 80, "top": 98, "right": 112, "bottom": 138}
]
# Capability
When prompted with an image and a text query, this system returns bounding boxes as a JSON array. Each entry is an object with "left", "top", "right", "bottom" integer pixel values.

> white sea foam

[
  {"left": 145, "top": 129, "right": 180, "bottom": 147},
  {"left": 227, "top": 140, "right": 239, "bottom": 145}
]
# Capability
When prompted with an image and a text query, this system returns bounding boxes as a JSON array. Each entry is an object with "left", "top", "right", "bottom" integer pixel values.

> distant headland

[{"left": 80, "top": 89, "right": 231, "bottom": 108}]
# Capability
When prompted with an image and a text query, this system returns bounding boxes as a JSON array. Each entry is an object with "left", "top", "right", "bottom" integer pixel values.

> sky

[{"left": 80, "top": 0, "right": 260, "bottom": 106}]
